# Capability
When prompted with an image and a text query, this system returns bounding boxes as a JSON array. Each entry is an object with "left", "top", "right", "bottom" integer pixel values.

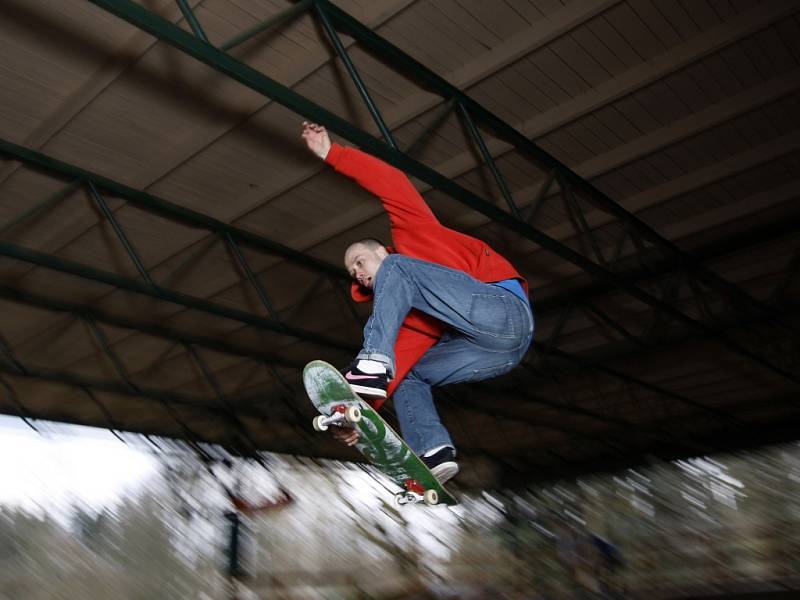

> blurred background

[
  {"left": 1, "top": 415, "right": 798, "bottom": 599},
  {"left": 2, "top": 1, "right": 800, "bottom": 598}
]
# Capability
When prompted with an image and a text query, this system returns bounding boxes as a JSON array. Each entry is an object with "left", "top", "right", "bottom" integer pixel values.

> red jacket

[{"left": 326, "top": 144, "right": 528, "bottom": 408}]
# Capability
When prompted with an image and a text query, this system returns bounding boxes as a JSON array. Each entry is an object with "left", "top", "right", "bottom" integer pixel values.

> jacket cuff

[{"left": 324, "top": 143, "right": 346, "bottom": 168}]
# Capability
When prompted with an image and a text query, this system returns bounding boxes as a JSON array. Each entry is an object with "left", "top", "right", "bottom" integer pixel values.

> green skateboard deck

[{"left": 303, "top": 360, "right": 457, "bottom": 506}]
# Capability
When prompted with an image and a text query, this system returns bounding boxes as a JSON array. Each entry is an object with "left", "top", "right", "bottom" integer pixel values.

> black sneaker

[
  {"left": 422, "top": 447, "right": 459, "bottom": 484},
  {"left": 340, "top": 360, "right": 388, "bottom": 400}
]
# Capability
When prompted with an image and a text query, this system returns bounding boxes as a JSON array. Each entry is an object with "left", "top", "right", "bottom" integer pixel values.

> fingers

[
  {"left": 341, "top": 431, "right": 358, "bottom": 446},
  {"left": 331, "top": 426, "right": 359, "bottom": 446},
  {"left": 301, "top": 121, "right": 326, "bottom": 135}
]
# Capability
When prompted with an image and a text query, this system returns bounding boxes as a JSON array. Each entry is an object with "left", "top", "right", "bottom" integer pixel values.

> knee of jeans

[{"left": 400, "top": 368, "right": 429, "bottom": 386}]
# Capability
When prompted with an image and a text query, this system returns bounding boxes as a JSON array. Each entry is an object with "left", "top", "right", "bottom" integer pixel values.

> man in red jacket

[{"left": 302, "top": 122, "right": 534, "bottom": 483}]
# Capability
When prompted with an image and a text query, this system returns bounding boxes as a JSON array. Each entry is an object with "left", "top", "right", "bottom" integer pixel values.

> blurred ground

[{"left": 1, "top": 422, "right": 798, "bottom": 599}]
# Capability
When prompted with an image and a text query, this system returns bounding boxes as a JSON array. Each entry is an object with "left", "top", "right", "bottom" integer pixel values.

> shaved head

[{"left": 347, "top": 238, "right": 385, "bottom": 253}]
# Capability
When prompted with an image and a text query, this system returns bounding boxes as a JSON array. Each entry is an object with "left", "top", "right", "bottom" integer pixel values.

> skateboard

[{"left": 303, "top": 360, "right": 457, "bottom": 506}]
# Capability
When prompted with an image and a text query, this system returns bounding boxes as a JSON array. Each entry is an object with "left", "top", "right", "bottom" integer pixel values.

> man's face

[{"left": 344, "top": 243, "right": 387, "bottom": 289}]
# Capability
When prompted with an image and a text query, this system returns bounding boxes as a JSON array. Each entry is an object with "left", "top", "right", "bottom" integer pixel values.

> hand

[
  {"left": 331, "top": 425, "right": 359, "bottom": 447},
  {"left": 301, "top": 121, "right": 331, "bottom": 160}
]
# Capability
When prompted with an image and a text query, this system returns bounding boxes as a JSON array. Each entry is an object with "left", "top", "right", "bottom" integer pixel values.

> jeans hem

[{"left": 356, "top": 351, "right": 394, "bottom": 375}]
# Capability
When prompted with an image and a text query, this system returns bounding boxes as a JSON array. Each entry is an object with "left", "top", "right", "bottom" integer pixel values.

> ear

[{"left": 376, "top": 245, "right": 389, "bottom": 260}]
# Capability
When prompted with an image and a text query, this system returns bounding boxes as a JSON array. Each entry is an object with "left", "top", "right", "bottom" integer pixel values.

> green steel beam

[
  {"left": 86, "top": 0, "right": 800, "bottom": 385},
  {"left": 535, "top": 211, "right": 800, "bottom": 314},
  {"left": 438, "top": 387, "right": 632, "bottom": 458},
  {"left": 1, "top": 283, "right": 320, "bottom": 452},
  {"left": 0, "top": 138, "right": 346, "bottom": 281},
  {"left": 0, "top": 361, "right": 299, "bottom": 445},
  {"left": 0, "top": 240, "right": 356, "bottom": 353},
  {"left": 500, "top": 408, "right": 800, "bottom": 489},
  {"left": 0, "top": 285, "right": 301, "bottom": 369},
  {"left": 545, "top": 346, "right": 744, "bottom": 425}
]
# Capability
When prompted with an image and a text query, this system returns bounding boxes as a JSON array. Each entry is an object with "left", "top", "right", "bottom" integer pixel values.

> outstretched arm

[{"left": 301, "top": 122, "right": 438, "bottom": 227}]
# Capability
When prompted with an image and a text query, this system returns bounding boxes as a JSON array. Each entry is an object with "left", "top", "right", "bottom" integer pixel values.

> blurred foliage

[{"left": 1, "top": 437, "right": 799, "bottom": 599}]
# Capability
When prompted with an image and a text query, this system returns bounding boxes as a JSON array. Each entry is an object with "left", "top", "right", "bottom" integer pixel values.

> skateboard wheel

[
  {"left": 312, "top": 415, "right": 329, "bottom": 432},
  {"left": 423, "top": 489, "right": 439, "bottom": 506},
  {"left": 345, "top": 406, "right": 362, "bottom": 423}
]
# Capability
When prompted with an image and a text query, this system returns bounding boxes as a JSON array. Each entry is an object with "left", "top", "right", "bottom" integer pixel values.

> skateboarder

[{"left": 302, "top": 122, "right": 534, "bottom": 483}]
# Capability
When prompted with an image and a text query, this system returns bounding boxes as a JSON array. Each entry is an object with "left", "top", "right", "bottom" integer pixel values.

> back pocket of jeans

[{"left": 467, "top": 293, "right": 515, "bottom": 338}]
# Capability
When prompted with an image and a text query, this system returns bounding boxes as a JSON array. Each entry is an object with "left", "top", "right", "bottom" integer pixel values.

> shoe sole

[
  {"left": 348, "top": 383, "right": 387, "bottom": 399},
  {"left": 430, "top": 461, "right": 459, "bottom": 485}
]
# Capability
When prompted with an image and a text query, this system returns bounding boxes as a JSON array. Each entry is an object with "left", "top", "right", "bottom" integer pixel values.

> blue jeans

[{"left": 357, "top": 254, "right": 534, "bottom": 455}]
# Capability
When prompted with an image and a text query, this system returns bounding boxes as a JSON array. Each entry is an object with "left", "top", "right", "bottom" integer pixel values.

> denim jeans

[{"left": 357, "top": 254, "right": 534, "bottom": 455}]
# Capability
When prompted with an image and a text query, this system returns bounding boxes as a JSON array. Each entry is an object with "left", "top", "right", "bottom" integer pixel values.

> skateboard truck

[
  {"left": 395, "top": 479, "right": 439, "bottom": 506},
  {"left": 312, "top": 403, "right": 362, "bottom": 431}
]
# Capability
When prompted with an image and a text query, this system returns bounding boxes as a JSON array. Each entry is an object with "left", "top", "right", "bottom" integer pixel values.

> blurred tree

[{"left": 113, "top": 491, "right": 205, "bottom": 599}]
